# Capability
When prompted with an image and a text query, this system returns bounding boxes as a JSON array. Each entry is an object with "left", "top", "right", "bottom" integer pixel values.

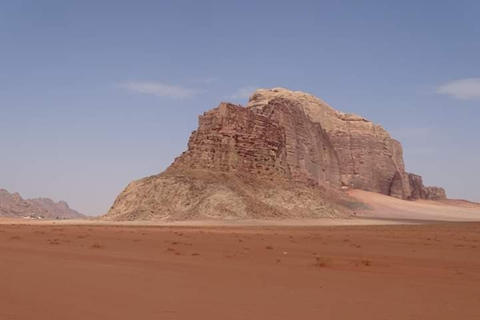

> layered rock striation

[
  {"left": 105, "top": 88, "right": 446, "bottom": 221},
  {"left": 246, "top": 89, "right": 412, "bottom": 198},
  {"left": 172, "top": 88, "right": 444, "bottom": 199}
]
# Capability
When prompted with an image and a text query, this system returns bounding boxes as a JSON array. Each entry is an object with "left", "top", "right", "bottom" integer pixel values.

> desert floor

[{"left": 1, "top": 221, "right": 480, "bottom": 319}]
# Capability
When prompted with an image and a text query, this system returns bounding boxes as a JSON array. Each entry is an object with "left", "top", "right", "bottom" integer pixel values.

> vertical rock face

[
  {"left": 105, "top": 87, "right": 447, "bottom": 221},
  {"left": 170, "top": 98, "right": 341, "bottom": 188},
  {"left": 244, "top": 88, "right": 445, "bottom": 199},
  {"left": 264, "top": 98, "right": 341, "bottom": 188},
  {"left": 246, "top": 88, "right": 412, "bottom": 197},
  {"left": 171, "top": 88, "right": 411, "bottom": 196},
  {"left": 408, "top": 174, "right": 447, "bottom": 200},
  {"left": 170, "top": 102, "right": 289, "bottom": 178},
  {"left": 408, "top": 174, "right": 427, "bottom": 199}
]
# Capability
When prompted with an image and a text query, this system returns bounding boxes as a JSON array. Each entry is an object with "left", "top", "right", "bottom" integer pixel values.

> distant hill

[{"left": 0, "top": 189, "right": 84, "bottom": 219}]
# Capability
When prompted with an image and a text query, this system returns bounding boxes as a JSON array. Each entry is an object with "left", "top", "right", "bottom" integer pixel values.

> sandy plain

[
  {"left": 1, "top": 221, "right": 480, "bottom": 320},
  {"left": 2, "top": 191, "right": 480, "bottom": 320}
]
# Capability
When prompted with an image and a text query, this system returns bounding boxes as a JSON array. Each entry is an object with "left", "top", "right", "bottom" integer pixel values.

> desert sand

[
  {"left": 2, "top": 191, "right": 480, "bottom": 319},
  {"left": 350, "top": 189, "right": 480, "bottom": 222},
  {"left": 1, "top": 221, "right": 480, "bottom": 320}
]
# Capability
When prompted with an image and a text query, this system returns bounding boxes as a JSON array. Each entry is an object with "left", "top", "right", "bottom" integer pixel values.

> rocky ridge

[
  {"left": 105, "top": 88, "right": 446, "bottom": 221},
  {"left": 0, "top": 189, "right": 85, "bottom": 219}
]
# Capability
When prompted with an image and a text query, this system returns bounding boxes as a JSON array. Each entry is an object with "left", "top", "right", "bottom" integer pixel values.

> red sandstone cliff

[{"left": 104, "top": 88, "right": 445, "bottom": 221}]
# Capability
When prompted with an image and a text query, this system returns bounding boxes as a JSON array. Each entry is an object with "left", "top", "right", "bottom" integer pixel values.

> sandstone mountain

[
  {"left": 105, "top": 88, "right": 445, "bottom": 221},
  {"left": 0, "top": 189, "right": 84, "bottom": 219}
]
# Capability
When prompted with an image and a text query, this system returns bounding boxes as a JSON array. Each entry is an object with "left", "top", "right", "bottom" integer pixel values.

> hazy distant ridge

[{"left": 0, "top": 189, "right": 84, "bottom": 219}]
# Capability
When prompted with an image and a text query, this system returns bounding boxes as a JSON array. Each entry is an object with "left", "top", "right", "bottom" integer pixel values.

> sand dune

[{"left": 349, "top": 190, "right": 480, "bottom": 222}]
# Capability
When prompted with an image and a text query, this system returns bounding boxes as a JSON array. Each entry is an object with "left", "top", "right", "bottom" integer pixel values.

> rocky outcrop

[
  {"left": 408, "top": 174, "right": 447, "bottom": 200},
  {"left": 104, "top": 171, "right": 351, "bottom": 221},
  {"left": 170, "top": 99, "right": 341, "bottom": 188},
  {"left": 105, "top": 87, "right": 447, "bottom": 221},
  {"left": 170, "top": 102, "right": 289, "bottom": 180},
  {"left": 423, "top": 187, "right": 447, "bottom": 200},
  {"left": 0, "top": 189, "right": 84, "bottom": 219},
  {"left": 408, "top": 174, "right": 427, "bottom": 199},
  {"left": 247, "top": 88, "right": 413, "bottom": 197}
]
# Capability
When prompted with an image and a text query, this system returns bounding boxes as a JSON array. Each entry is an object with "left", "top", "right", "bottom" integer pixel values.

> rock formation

[
  {"left": 0, "top": 189, "right": 85, "bottom": 219},
  {"left": 423, "top": 186, "right": 447, "bottom": 200},
  {"left": 105, "top": 88, "right": 446, "bottom": 221},
  {"left": 408, "top": 174, "right": 447, "bottom": 200},
  {"left": 246, "top": 89, "right": 412, "bottom": 197}
]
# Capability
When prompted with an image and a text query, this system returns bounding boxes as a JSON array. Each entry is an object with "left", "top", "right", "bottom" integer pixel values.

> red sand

[
  {"left": 1, "top": 222, "right": 480, "bottom": 319},
  {"left": 350, "top": 189, "right": 480, "bottom": 221}
]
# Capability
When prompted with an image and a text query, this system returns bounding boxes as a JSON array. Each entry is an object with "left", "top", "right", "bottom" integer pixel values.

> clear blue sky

[{"left": 1, "top": 0, "right": 479, "bottom": 215}]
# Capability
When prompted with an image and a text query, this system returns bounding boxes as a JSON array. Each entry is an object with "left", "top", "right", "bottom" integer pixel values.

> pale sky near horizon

[{"left": 1, "top": 0, "right": 479, "bottom": 215}]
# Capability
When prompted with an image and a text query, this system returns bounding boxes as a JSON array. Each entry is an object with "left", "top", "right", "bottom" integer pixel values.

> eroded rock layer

[{"left": 105, "top": 88, "right": 446, "bottom": 221}]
